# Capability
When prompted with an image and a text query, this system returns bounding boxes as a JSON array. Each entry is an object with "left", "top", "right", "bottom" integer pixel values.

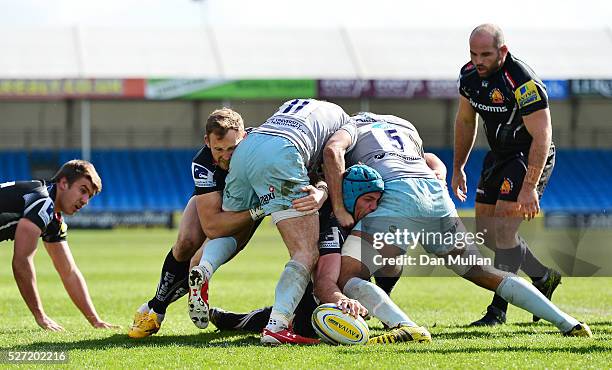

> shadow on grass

[
  {"left": 5, "top": 330, "right": 264, "bottom": 352},
  {"left": 336, "top": 343, "right": 611, "bottom": 355},
  {"left": 5, "top": 322, "right": 611, "bottom": 353},
  {"left": 437, "top": 320, "right": 612, "bottom": 338}
]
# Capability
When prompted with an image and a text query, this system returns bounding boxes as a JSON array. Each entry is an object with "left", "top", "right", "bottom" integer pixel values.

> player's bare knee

[
  {"left": 337, "top": 257, "right": 369, "bottom": 290},
  {"left": 172, "top": 236, "right": 200, "bottom": 262},
  {"left": 290, "top": 246, "right": 318, "bottom": 270}
]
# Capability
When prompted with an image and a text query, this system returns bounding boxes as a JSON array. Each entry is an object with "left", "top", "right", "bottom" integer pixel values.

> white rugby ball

[{"left": 311, "top": 303, "right": 369, "bottom": 345}]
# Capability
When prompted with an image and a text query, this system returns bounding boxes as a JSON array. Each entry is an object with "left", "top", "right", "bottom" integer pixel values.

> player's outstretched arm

[
  {"left": 323, "top": 130, "right": 354, "bottom": 228},
  {"left": 43, "top": 241, "right": 119, "bottom": 329},
  {"left": 313, "top": 254, "right": 367, "bottom": 318},
  {"left": 195, "top": 192, "right": 255, "bottom": 239},
  {"left": 452, "top": 96, "right": 478, "bottom": 202},
  {"left": 13, "top": 218, "right": 63, "bottom": 331}
]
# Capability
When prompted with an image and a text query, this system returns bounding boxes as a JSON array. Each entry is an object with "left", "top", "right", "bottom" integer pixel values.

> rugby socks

[
  {"left": 343, "top": 277, "right": 417, "bottom": 328},
  {"left": 265, "top": 260, "right": 310, "bottom": 332},
  {"left": 496, "top": 276, "right": 579, "bottom": 333},
  {"left": 490, "top": 245, "right": 524, "bottom": 313},
  {"left": 211, "top": 307, "right": 272, "bottom": 332},
  {"left": 138, "top": 302, "right": 165, "bottom": 324},
  {"left": 198, "top": 237, "right": 238, "bottom": 281},
  {"left": 137, "top": 302, "right": 150, "bottom": 314},
  {"left": 148, "top": 249, "right": 189, "bottom": 315},
  {"left": 518, "top": 237, "right": 549, "bottom": 283}
]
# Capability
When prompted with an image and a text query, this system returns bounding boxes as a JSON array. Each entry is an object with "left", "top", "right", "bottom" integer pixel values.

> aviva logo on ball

[
  {"left": 324, "top": 316, "right": 361, "bottom": 341},
  {"left": 311, "top": 304, "right": 369, "bottom": 345}
]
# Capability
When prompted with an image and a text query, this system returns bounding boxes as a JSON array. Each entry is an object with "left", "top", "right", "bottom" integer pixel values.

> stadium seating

[{"left": 1, "top": 149, "right": 610, "bottom": 212}]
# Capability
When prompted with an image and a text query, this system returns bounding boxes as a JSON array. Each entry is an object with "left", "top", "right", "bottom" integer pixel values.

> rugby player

[
  {"left": 221, "top": 98, "right": 358, "bottom": 344},
  {"left": 128, "top": 108, "right": 264, "bottom": 338},
  {"left": 324, "top": 112, "right": 591, "bottom": 339},
  {"left": 452, "top": 24, "right": 561, "bottom": 326},
  {"left": 206, "top": 160, "right": 447, "bottom": 343},
  {"left": 0, "top": 160, "right": 117, "bottom": 331}
]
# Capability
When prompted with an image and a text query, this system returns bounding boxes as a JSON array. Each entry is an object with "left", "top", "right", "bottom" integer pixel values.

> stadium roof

[{"left": 1, "top": 26, "right": 611, "bottom": 79}]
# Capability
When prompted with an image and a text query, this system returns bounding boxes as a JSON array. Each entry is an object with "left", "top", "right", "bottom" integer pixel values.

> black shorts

[{"left": 475, "top": 146, "right": 555, "bottom": 205}]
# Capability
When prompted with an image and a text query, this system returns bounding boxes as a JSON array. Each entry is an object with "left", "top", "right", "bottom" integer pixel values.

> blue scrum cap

[{"left": 342, "top": 164, "right": 384, "bottom": 215}]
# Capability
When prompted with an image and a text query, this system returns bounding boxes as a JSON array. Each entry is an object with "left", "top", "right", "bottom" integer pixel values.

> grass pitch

[{"left": 0, "top": 222, "right": 610, "bottom": 369}]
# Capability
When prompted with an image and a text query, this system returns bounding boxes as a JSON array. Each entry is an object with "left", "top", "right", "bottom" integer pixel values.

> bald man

[{"left": 452, "top": 24, "right": 561, "bottom": 326}]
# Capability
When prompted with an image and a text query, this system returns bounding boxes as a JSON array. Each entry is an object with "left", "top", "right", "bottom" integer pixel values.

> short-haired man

[
  {"left": 0, "top": 160, "right": 117, "bottom": 330},
  {"left": 207, "top": 164, "right": 432, "bottom": 343},
  {"left": 452, "top": 23, "right": 561, "bottom": 326},
  {"left": 325, "top": 112, "right": 591, "bottom": 338},
  {"left": 129, "top": 108, "right": 263, "bottom": 338},
  {"left": 222, "top": 99, "right": 357, "bottom": 344}
]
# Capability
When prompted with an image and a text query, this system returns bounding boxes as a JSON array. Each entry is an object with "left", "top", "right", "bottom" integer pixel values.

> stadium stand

[{"left": 1, "top": 148, "right": 610, "bottom": 212}]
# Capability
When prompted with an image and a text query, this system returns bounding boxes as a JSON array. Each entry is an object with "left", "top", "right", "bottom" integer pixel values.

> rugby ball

[{"left": 311, "top": 303, "right": 369, "bottom": 345}]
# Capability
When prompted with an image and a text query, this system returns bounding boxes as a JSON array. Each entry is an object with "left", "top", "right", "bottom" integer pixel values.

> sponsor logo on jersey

[
  {"left": 500, "top": 178, "right": 513, "bottom": 195},
  {"left": 259, "top": 188, "right": 276, "bottom": 205},
  {"left": 371, "top": 123, "right": 393, "bottom": 130},
  {"left": 469, "top": 98, "right": 508, "bottom": 113},
  {"left": 515, "top": 80, "right": 542, "bottom": 108},
  {"left": 482, "top": 80, "right": 489, "bottom": 88},
  {"left": 320, "top": 226, "right": 341, "bottom": 249},
  {"left": 192, "top": 163, "right": 215, "bottom": 188},
  {"left": 490, "top": 88, "right": 504, "bottom": 104},
  {"left": 59, "top": 219, "right": 68, "bottom": 237}
]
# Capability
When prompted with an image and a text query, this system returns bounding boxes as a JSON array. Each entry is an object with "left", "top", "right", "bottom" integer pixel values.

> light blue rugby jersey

[
  {"left": 255, "top": 99, "right": 357, "bottom": 170},
  {"left": 345, "top": 112, "right": 436, "bottom": 181}
]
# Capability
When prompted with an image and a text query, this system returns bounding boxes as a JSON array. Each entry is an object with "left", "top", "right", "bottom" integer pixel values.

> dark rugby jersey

[
  {"left": 191, "top": 128, "right": 254, "bottom": 196},
  {"left": 191, "top": 146, "right": 228, "bottom": 196},
  {"left": 0, "top": 181, "right": 67, "bottom": 243},
  {"left": 458, "top": 52, "right": 550, "bottom": 158},
  {"left": 318, "top": 200, "right": 349, "bottom": 256}
]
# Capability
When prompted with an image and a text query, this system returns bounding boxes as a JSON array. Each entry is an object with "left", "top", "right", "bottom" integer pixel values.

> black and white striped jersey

[{"left": 0, "top": 180, "right": 67, "bottom": 243}]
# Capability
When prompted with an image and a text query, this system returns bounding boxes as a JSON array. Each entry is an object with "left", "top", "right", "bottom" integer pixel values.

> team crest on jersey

[
  {"left": 515, "top": 80, "right": 542, "bottom": 108},
  {"left": 500, "top": 178, "right": 513, "bottom": 195},
  {"left": 192, "top": 163, "right": 215, "bottom": 188},
  {"left": 490, "top": 88, "right": 504, "bottom": 104}
]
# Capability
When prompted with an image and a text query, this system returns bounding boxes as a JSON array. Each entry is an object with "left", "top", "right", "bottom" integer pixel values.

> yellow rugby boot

[
  {"left": 128, "top": 310, "right": 160, "bottom": 338},
  {"left": 564, "top": 323, "right": 593, "bottom": 338},
  {"left": 368, "top": 325, "right": 432, "bottom": 344}
]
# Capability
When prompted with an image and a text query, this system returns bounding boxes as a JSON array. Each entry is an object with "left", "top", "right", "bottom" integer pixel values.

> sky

[{"left": 1, "top": 0, "right": 611, "bottom": 29}]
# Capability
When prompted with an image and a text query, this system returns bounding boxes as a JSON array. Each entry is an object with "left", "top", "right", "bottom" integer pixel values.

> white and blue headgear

[{"left": 343, "top": 164, "right": 384, "bottom": 215}]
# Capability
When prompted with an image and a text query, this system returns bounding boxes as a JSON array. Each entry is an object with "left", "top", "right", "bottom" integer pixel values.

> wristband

[
  {"left": 249, "top": 206, "right": 265, "bottom": 221},
  {"left": 316, "top": 184, "right": 329, "bottom": 197}
]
